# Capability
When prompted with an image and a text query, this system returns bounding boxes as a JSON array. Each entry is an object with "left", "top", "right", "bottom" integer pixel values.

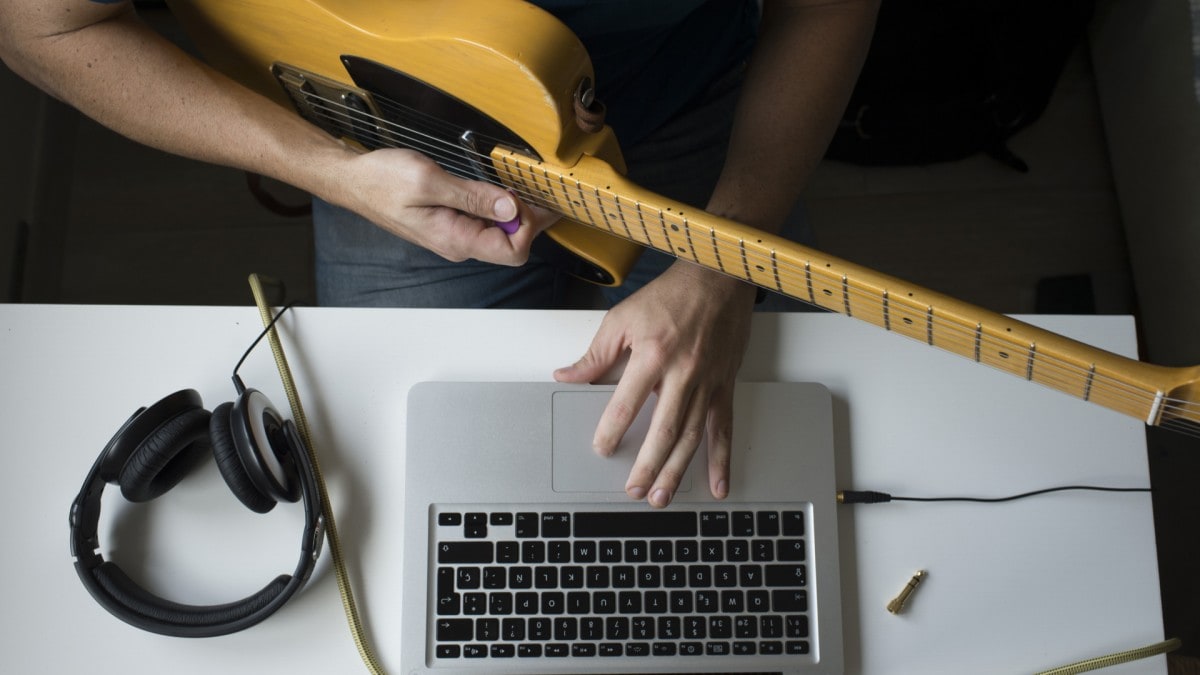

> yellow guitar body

[{"left": 166, "top": 0, "right": 642, "bottom": 285}]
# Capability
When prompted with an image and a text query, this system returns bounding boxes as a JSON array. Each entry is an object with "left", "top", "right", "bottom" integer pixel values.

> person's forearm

[
  {"left": 707, "top": 0, "right": 878, "bottom": 233},
  {"left": 0, "top": 4, "right": 355, "bottom": 202}
]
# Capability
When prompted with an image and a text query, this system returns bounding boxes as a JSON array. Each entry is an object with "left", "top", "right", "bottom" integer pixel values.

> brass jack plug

[{"left": 887, "top": 570, "right": 927, "bottom": 614}]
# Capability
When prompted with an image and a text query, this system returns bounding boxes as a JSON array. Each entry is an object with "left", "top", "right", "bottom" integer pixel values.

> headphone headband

[{"left": 68, "top": 389, "right": 324, "bottom": 638}]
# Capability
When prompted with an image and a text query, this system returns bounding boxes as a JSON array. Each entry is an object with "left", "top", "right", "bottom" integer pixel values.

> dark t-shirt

[{"left": 531, "top": 0, "right": 759, "bottom": 145}]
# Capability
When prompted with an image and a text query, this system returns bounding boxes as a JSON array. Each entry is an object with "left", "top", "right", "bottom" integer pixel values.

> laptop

[{"left": 401, "top": 381, "right": 844, "bottom": 674}]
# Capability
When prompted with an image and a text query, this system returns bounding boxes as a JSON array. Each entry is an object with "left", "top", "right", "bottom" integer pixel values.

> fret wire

[
  {"left": 554, "top": 171, "right": 584, "bottom": 224},
  {"left": 681, "top": 214, "right": 699, "bottom": 263},
  {"left": 656, "top": 208, "right": 672, "bottom": 255},
  {"left": 632, "top": 201, "right": 653, "bottom": 247},
  {"left": 572, "top": 179, "right": 598, "bottom": 229},
  {"left": 740, "top": 239, "right": 752, "bottom": 287},
  {"left": 710, "top": 228, "right": 727, "bottom": 274},
  {"left": 610, "top": 193, "right": 634, "bottom": 242},
  {"left": 592, "top": 186, "right": 617, "bottom": 236}
]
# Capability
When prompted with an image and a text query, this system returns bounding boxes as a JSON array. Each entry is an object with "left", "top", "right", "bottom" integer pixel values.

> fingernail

[
  {"left": 650, "top": 488, "right": 672, "bottom": 508},
  {"left": 627, "top": 486, "right": 647, "bottom": 500},
  {"left": 715, "top": 479, "right": 728, "bottom": 499},
  {"left": 493, "top": 196, "right": 517, "bottom": 221}
]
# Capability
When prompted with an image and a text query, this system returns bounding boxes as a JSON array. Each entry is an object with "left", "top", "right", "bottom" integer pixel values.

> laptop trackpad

[{"left": 551, "top": 391, "right": 696, "bottom": 493}]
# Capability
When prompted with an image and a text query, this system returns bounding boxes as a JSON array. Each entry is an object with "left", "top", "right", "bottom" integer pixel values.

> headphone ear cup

[
  {"left": 210, "top": 401, "right": 277, "bottom": 514},
  {"left": 117, "top": 406, "right": 212, "bottom": 503}
]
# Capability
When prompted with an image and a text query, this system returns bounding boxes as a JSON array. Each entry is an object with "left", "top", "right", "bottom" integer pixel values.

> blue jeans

[{"left": 314, "top": 68, "right": 813, "bottom": 312}]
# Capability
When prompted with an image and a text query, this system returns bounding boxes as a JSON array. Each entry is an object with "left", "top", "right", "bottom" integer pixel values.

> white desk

[{"left": 0, "top": 305, "right": 1165, "bottom": 673}]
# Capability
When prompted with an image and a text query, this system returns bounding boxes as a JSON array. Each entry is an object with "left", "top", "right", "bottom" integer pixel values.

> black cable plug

[{"left": 837, "top": 490, "right": 893, "bottom": 504}]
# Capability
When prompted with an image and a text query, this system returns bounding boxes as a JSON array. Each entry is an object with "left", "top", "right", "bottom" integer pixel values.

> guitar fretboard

[{"left": 495, "top": 148, "right": 1200, "bottom": 432}]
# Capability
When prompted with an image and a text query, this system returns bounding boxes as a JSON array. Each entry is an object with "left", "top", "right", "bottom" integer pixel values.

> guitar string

[
  {"left": 285, "top": 86, "right": 1199, "bottom": 427},
  {"left": 308, "top": 106, "right": 1200, "bottom": 433},
  {"left": 293, "top": 92, "right": 1200, "bottom": 424},
  {"left": 294, "top": 93, "right": 1189, "bottom": 410}
]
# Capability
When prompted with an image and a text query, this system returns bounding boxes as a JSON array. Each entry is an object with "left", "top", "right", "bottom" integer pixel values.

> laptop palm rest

[{"left": 550, "top": 391, "right": 697, "bottom": 494}]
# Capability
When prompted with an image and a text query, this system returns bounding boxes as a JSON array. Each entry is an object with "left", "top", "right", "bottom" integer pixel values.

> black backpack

[{"left": 825, "top": 0, "right": 1096, "bottom": 172}]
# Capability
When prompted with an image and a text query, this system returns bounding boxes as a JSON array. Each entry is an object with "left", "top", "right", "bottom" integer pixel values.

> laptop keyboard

[{"left": 429, "top": 504, "right": 813, "bottom": 664}]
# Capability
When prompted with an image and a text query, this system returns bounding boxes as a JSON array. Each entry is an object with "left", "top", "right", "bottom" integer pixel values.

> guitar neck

[{"left": 495, "top": 148, "right": 1200, "bottom": 430}]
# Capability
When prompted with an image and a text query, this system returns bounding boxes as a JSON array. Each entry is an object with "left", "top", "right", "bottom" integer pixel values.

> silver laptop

[{"left": 401, "top": 381, "right": 844, "bottom": 674}]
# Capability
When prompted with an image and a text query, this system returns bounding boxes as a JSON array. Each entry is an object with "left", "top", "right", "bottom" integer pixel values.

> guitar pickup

[{"left": 271, "top": 62, "right": 393, "bottom": 150}]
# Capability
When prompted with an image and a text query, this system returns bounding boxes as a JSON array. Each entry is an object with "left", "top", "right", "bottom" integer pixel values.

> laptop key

[
  {"left": 599, "top": 541, "right": 621, "bottom": 562},
  {"left": 548, "top": 540, "right": 571, "bottom": 563},
  {"left": 482, "top": 566, "right": 505, "bottom": 589},
  {"left": 782, "top": 510, "right": 805, "bottom": 536},
  {"left": 748, "top": 589, "right": 770, "bottom": 612},
  {"left": 435, "top": 618, "right": 473, "bottom": 641},
  {"left": 765, "top": 564, "right": 807, "bottom": 587},
  {"left": 787, "top": 614, "right": 810, "bottom": 638},
  {"left": 700, "top": 511, "right": 729, "bottom": 536},
  {"left": 554, "top": 617, "right": 577, "bottom": 640},
  {"left": 455, "top": 566, "right": 480, "bottom": 589},
  {"left": 707, "top": 641, "right": 731, "bottom": 655},
  {"left": 521, "top": 541, "right": 545, "bottom": 564},
  {"left": 732, "top": 511, "right": 755, "bottom": 536},
  {"left": 574, "top": 511, "right": 697, "bottom": 538},
  {"left": 778, "top": 538, "right": 806, "bottom": 561},
  {"left": 626, "top": 642, "right": 651, "bottom": 656},
  {"left": 624, "top": 540, "right": 648, "bottom": 562},
  {"left": 438, "top": 541, "right": 492, "bottom": 564},
  {"left": 650, "top": 540, "right": 673, "bottom": 562},
  {"left": 462, "top": 644, "right": 486, "bottom": 658},
  {"left": 503, "top": 618, "right": 525, "bottom": 640},
  {"left": 733, "top": 640, "right": 756, "bottom": 655},
  {"left": 757, "top": 510, "right": 780, "bottom": 536},
  {"left": 528, "top": 617, "right": 551, "bottom": 640},
  {"left": 752, "top": 539, "right": 775, "bottom": 562},
  {"left": 436, "top": 644, "right": 460, "bottom": 658},
  {"left": 515, "top": 512, "right": 538, "bottom": 538},
  {"left": 475, "top": 618, "right": 499, "bottom": 641},
  {"left": 462, "top": 593, "right": 485, "bottom": 615},
  {"left": 464, "top": 512, "right": 487, "bottom": 538},
  {"left": 541, "top": 512, "right": 570, "bottom": 538},
  {"left": 496, "top": 541, "right": 519, "bottom": 563}
]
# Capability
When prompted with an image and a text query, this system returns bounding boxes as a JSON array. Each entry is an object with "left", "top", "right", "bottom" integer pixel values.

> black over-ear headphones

[{"left": 69, "top": 313, "right": 324, "bottom": 637}]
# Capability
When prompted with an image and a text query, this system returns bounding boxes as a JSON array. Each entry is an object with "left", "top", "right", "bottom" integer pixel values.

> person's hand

[
  {"left": 554, "top": 260, "right": 758, "bottom": 508},
  {"left": 335, "top": 147, "right": 559, "bottom": 264}
]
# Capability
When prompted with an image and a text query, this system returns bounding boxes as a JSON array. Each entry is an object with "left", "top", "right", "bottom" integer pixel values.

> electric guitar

[{"left": 165, "top": 0, "right": 1200, "bottom": 436}]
